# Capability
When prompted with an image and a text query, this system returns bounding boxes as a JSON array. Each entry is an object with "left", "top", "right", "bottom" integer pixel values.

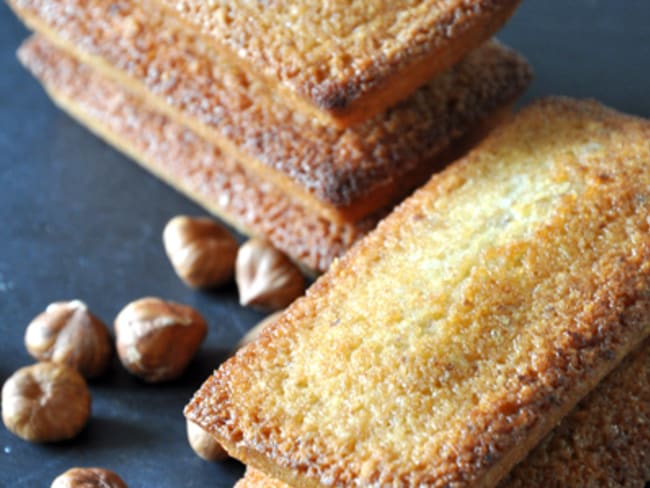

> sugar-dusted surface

[
  {"left": 18, "top": 37, "right": 376, "bottom": 273},
  {"left": 186, "top": 99, "right": 650, "bottom": 486},
  {"left": 7, "top": 0, "right": 531, "bottom": 213},
  {"left": 234, "top": 339, "right": 650, "bottom": 487},
  {"left": 161, "top": 0, "right": 520, "bottom": 126}
]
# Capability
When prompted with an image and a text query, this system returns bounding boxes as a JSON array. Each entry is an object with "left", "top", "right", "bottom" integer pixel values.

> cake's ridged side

[
  {"left": 17, "top": 37, "right": 373, "bottom": 273},
  {"left": 160, "top": 0, "right": 521, "bottom": 126},
  {"left": 186, "top": 98, "right": 650, "bottom": 486},
  {"left": 7, "top": 0, "right": 531, "bottom": 212}
]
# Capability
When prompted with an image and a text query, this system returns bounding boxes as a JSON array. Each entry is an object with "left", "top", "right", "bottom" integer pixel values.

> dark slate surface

[{"left": 1, "top": 1, "right": 649, "bottom": 486}]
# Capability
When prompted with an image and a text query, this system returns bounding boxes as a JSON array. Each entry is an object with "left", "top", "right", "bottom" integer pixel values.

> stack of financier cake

[
  {"left": 7, "top": 0, "right": 531, "bottom": 273},
  {"left": 186, "top": 98, "right": 650, "bottom": 486}
]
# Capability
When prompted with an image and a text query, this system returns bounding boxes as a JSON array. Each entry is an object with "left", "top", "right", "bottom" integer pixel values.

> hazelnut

[
  {"left": 235, "top": 311, "right": 283, "bottom": 350},
  {"left": 114, "top": 297, "right": 207, "bottom": 382},
  {"left": 1, "top": 362, "right": 91, "bottom": 442},
  {"left": 235, "top": 239, "right": 305, "bottom": 310},
  {"left": 51, "top": 467, "right": 127, "bottom": 488},
  {"left": 162, "top": 215, "right": 238, "bottom": 288},
  {"left": 24, "top": 300, "right": 112, "bottom": 378},
  {"left": 186, "top": 419, "right": 227, "bottom": 461}
]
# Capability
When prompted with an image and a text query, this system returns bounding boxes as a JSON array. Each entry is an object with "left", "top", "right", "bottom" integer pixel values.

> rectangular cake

[
  {"left": 234, "top": 339, "right": 650, "bottom": 486},
  {"left": 159, "top": 0, "right": 522, "bottom": 127},
  {"left": 8, "top": 0, "right": 531, "bottom": 224},
  {"left": 185, "top": 98, "right": 650, "bottom": 486},
  {"left": 17, "top": 37, "right": 371, "bottom": 272}
]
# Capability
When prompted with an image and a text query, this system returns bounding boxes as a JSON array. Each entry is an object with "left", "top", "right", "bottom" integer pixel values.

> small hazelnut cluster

[
  {"left": 2, "top": 296, "right": 207, "bottom": 443},
  {"left": 163, "top": 215, "right": 305, "bottom": 310},
  {"left": 2, "top": 214, "right": 302, "bottom": 478}
]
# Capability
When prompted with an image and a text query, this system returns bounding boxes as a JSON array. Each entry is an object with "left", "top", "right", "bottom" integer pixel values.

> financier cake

[
  {"left": 159, "top": 0, "right": 523, "bottom": 127},
  {"left": 16, "top": 37, "right": 372, "bottom": 272},
  {"left": 7, "top": 0, "right": 531, "bottom": 225},
  {"left": 185, "top": 98, "right": 650, "bottom": 486}
]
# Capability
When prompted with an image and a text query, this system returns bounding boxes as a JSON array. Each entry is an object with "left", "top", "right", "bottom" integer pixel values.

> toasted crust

[
  {"left": 234, "top": 339, "right": 650, "bottom": 487},
  {"left": 186, "top": 98, "right": 650, "bottom": 486},
  {"left": 7, "top": 0, "right": 531, "bottom": 216},
  {"left": 501, "top": 339, "right": 650, "bottom": 487},
  {"left": 17, "top": 37, "right": 374, "bottom": 273},
  {"left": 159, "top": 0, "right": 521, "bottom": 127}
]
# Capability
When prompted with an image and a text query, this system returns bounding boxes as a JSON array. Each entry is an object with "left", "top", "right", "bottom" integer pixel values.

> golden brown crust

[
  {"left": 17, "top": 37, "right": 374, "bottom": 273},
  {"left": 236, "top": 339, "right": 650, "bottom": 487},
  {"left": 160, "top": 0, "right": 521, "bottom": 127},
  {"left": 186, "top": 98, "right": 650, "bottom": 486},
  {"left": 8, "top": 0, "right": 531, "bottom": 215},
  {"left": 501, "top": 339, "right": 650, "bottom": 487}
]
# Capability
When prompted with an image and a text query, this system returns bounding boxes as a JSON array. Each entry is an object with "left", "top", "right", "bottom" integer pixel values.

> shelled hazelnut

[
  {"left": 163, "top": 215, "right": 238, "bottom": 288},
  {"left": 235, "top": 239, "right": 305, "bottom": 310},
  {"left": 51, "top": 467, "right": 127, "bottom": 488},
  {"left": 114, "top": 297, "right": 207, "bottom": 382},
  {"left": 1, "top": 362, "right": 91, "bottom": 442},
  {"left": 186, "top": 419, "right": 227, "bottom": 461},
  {"left": 24, "top": 300, "right": 112, "bottom": 378}
]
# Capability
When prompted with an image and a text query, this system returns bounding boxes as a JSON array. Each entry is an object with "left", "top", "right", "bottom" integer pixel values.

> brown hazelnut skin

[
  {"left": 114, "top": 297, "right": 207, "bottom": 382},
  {"left": 235, "top": 239, "right": 305, "bottom": 310},
  {"left": 51, "top": 467, "right": 127, "bottom": 488},
  {"left": 186, "top": 419, "right": 228, "bottom": 461},
  {"left": 2, "top": 362, "right": 91, "bottom": 442},
  {"left": 25, "top": 300, "right": 112, "bottom": 379},
  {"left": 162, "top": 215, "right": 238, "bottom": 288}
]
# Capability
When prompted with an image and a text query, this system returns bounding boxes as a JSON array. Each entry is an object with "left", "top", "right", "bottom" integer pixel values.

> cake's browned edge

[
  {"left": 185, "top": 98, "right": 650, "bottom": 487},
  {"left": 13, "top": 34, "right": 518, "bottom": 275},
  {"left": 16, "top": 36, "right": 378, "bottom": 273},
  {"left": 163, "top": 0, "right": 521, "bottom": 128},
  {"left": 6, "top": 0, "right": 532, "bottom": 215},
  {"left": 235, "top": 332, "right": 650, "bottom": 488},
  {"left": 309, "top": 0, "right": 523, "bottom": 126},
  {"left": 500, "top": 337, "right": 650, "bottom": 487}
]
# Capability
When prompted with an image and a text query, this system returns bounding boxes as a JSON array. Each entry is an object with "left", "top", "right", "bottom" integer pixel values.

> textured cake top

[
  {"left": 161, "top": 0, "right": 521, "bottom": 125},
  {"left": 236, "top": 339, "right": 650, "bottom": 486},
  {"left": 9, "top": 0, "right": 531, "bottom": 215},
  {"left": 186, "top": 98, "right": 650, "bottom": 486}
]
